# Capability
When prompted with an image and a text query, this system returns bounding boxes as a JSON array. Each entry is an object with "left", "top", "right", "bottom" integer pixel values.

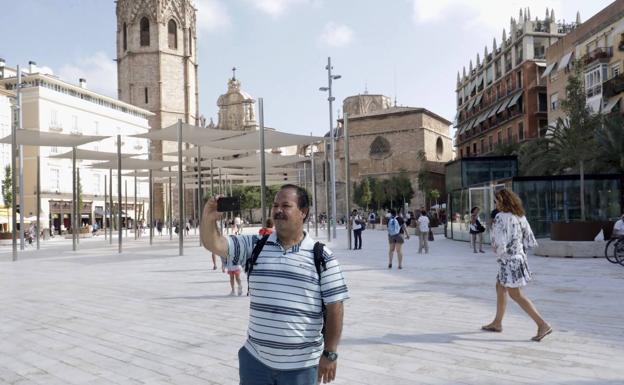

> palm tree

[{"left": 595, "top": 113, "right": 624, "bottom": 173}]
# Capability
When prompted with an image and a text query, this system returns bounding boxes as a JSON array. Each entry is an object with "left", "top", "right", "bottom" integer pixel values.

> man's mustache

[{"left": 273, "top": 213, "right": 288, "bottom": 220}]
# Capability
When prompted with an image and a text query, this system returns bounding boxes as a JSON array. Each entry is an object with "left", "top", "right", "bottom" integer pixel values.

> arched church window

[
  {"left": 369, "top": 136, "right": 391, "bottom": 159},
  {"left": 168, "top": 19, "right": 177, "bottom": 49},
  {"left": 140, "top": 17, "right": 150, "bottom": 47},
  {"left": 123, "top": 23, "right": 128, "bottom": 51},
  {"left": 189, "top": 30, "right": 193, "bottom": 55},
  {"left": 436, "top": 137, "right": 444, "bottom": 160}
]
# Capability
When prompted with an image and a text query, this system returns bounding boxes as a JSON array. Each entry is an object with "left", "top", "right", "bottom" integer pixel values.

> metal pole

[
  {"left": 324, "top": 139, "right": 331, "bottom": 242},
  {"left": 197, "top": 146, "right": 202, "bottom": 245},
  {"left": 77, "top": 168, "right": 80, "bottom": 245},
  {"left": 149, "top": 168, "right": 153, "bottom": 245},
  {"left": 327, "top": 57, "right": 337, "bottom": 239},
  {"left": 310, "top": 138, "right": 318, "bottom": 238},
  {"left": 104, "top": 174, "right": 107, "bottom": 241},
  {"left": 72, "top": 147, "right": 77, "bottom": 251},
  {"left": 11, "top": 66, "right": 19, "bottom": 260},
  {"left": 125, "top": 179, "right": 128, "bottom": 238},
  {"left": 17, "top": 67, "right": 24, "bottom": 250},
  {"left": 259, "top": 98, "right": 267, "bottom": 225},
  {"left": 304, "top": 162, "right": 309, "bottom": 233},
  {"left": 36, "top": 155, "right": 40, "bottom": 250},
  {"left": 177, "top": 120, "right": 183, "bottom": 256},
  {"left": 134, "top": 173, "right": 137, "bottom": 240},
  {"left": 344, "top": 113, "right": 351, "bottom": 250},
  {"left": 109, "top": 168, "right": 113, "bottom": 244},
  {"left": 117, "top": 134, "right": 122, "bottom": 253},
  {"left": 168, "top": 166, "right": 172, "bottom": 240},
  {"left": 210, "top": 159, "right": 214, "bottom": 196}
]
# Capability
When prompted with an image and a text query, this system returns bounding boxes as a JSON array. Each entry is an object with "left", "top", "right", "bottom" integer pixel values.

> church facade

[{"left": 309, "top": 94, "right": 454, "bottom": 220}]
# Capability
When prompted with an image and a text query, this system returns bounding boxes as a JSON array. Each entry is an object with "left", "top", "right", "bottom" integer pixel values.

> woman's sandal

[
  {"left": 531, "top": 326, "right": 553, "bottom": 342},
  {"left": 481, "top": 324, "right": 502, "bottom": 333}
]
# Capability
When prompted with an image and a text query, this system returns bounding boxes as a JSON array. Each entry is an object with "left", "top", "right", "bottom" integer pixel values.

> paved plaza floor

[{"left": 1, "top": 227, "right": 623, "bottom": 385}]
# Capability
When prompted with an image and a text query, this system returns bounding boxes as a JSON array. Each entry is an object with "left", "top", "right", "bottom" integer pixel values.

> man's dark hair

[
  {"left": 390, "top": 208, "right": 397, "bottom": 216},
  {"left": 279, "top": 184, "right": 310, "bottom": 220}
]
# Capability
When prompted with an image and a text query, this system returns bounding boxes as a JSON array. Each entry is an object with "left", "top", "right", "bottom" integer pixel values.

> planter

[
  {"left": 0, "top": 232, "right": 13, "bottom": 240},
  {"left": 550, "top": 221, "right": 614, "bottom": 241}
]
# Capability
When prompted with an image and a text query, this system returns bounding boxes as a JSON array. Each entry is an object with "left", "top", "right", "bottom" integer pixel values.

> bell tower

[{"left": 116, "top": 0, "right": 199, "bottom": 221}]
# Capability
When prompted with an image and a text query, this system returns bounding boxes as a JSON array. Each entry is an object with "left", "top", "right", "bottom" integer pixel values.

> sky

[{"left": 0, "top": 0, "right": 615, "bottom": 137}]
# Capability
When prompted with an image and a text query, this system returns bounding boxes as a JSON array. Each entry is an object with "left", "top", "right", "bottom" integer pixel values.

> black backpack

[{"left": 244, "top": 235, "right": 328, "bottom": 333}]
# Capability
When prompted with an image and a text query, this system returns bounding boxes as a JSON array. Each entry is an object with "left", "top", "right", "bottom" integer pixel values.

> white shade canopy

[
  {"left": 50, "top": 148, "right": 141, "bottom": 161},
  {"left": 201, "top": 153, "right": 307, "bottom": 168},
  {"left": 88, "top": 158, "right": 178, "bottom": 170},
  {"left": 0, "top": 129, "right": 109, "bottom": 147},
  {"left": 211, "top": 130, "right": 323, "bottom": 150},
  {"left": 161, "top": 145, "right": 246, "bottom": 159},
  {"left": 132, "top": 122, "right": 241, "bottom": 145}
]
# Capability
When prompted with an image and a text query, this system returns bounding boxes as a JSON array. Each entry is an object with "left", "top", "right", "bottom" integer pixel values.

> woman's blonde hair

[{"left": 495, "top": 189, "right": 525, "bottom": 216}]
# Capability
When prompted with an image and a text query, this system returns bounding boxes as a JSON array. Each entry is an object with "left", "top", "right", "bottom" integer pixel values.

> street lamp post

[{"left": 319, "top": 57, "right": 341, "bottom": 239}]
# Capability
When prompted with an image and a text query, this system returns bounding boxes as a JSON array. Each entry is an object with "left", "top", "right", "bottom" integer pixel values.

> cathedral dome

[
  {"left": 216, "top": 73, "right": 257, "bottom": 131},
  {"left": 217, "top": 78, "right": 254, "bottom": 106}
]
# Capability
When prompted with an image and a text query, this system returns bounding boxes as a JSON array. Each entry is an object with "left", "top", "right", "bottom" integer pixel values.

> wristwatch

[{"left": 322, "top": 350, "right": 338, "bottom": 361}]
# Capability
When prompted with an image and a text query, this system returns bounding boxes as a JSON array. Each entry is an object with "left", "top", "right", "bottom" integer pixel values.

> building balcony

[
  {"left": 603, "top": 73, "right": 624, "bottom": 99},
  {"left": 582, "top": 47, "right": 613, "bottom": 66}
]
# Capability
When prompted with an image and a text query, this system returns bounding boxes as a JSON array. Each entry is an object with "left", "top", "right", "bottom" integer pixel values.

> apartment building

[
  {"left": 546, "top": 0, "right": 624, "bottom": 125},
  {"left": 0, "top": 61, "right": 152, "bottom": 233},
  {"left": 454, "top": 8, "right": 578, "bottom": 158}
]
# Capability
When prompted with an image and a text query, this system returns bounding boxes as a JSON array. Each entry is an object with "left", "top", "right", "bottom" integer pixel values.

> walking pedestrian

[
  {"left": 351, "top": 209, "right": 363, "bottom": 250},
  {"left": 387, "top": 209, "right": 408, "bottom": 269},
  {"left": 470, "top": 207, "right": 486, "bottom": 253},
  {"left": 417, "top": 209, "right": 429, "bottom": 254},
  {"left": 482, "top": 189, "right": 552, "bottom": 342},
  {"left": 201, "top": 185, "right": 349, "bottom": 384}
]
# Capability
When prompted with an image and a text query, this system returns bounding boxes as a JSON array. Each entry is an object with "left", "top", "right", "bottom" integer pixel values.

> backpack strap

[
  {"left": 313, "top": 241, "right": 326, "bottom": 279},
  {"left": 245, "top": 234, "right": 270, "bottom": 296}
]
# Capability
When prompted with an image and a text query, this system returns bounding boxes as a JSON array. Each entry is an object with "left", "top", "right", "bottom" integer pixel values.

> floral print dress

[{"left": 491, "top": 212, "right": 538, "bottom": 288}]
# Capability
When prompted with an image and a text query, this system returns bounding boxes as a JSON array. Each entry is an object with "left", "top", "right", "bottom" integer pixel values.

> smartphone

[{"left": 217, "top": 197, "right": 241, "bottom": 212}]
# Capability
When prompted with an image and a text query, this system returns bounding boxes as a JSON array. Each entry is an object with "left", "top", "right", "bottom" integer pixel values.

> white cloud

[
  {"left": 413, "top": 0, "right": 564, "bottom": 30},
  {"left": 196, "top": 0, "right": 231, "bottom": 32},
  {"left": 319, "top": 22, "right": 354, "bottom": 47},
  {"left": 245, "top": 0, "right": 308, "bottom": 18},
  {"left": 58, "top": 52, "right": 117, "bottom": 98}
]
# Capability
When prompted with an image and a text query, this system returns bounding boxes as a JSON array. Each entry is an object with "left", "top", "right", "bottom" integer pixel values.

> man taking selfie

[{"left": 201, "top": 184, "right": 349, "bottom": 385}]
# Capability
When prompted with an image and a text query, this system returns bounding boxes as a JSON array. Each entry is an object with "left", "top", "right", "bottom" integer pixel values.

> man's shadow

[{"left": 341, "top": 331, "right": 526, "bottom": 345}]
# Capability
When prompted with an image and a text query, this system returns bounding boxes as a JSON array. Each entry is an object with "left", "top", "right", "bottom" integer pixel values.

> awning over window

[
  {"left": 558, "top": 52, "right": 573, "bottom": 71},
  {"left": 496, "top": 98, "right": 510, "bottom": 114},
  {"left": 466, "top": 97, "right": 476, "bottom": 110},
  {"left": 541, "top": 62, "right": 557, "bottom": 78},
  {"left": 506, "top": 91, "right": 523, "bottom": 109},
  {"left": 474, "top": 93, "right": 483, "bottom": 107},
  {"left": 604, "top": 96, "right": 621, "bottom": 113},
  {"left": 486, "top": 103, "right": 499, "bottom": 118}
]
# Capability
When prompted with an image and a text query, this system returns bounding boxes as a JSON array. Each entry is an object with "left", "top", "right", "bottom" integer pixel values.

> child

[
  {"left": 258, "top": 218, "right": 274, "bottom": 236},
  {"left": 226, "top": 262, "right": 243, "bottom": 296}
]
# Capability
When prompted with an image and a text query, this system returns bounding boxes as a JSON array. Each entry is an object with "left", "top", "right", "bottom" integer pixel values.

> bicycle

[{"left": 605, "top": 236, "right": 624, "bottom": 265}]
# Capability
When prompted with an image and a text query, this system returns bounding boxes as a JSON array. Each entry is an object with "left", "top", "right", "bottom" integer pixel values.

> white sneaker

[
  {"left": 229, "top": 290, "right": 235, "bottom": 296},
  {"left": 238, "top": 286, "right": 243, "bottom": 296}
]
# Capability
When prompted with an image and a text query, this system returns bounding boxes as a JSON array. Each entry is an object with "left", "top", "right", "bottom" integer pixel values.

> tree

[
  {"left": 392, "top": 171, "right": 414, "bottom": 209},
  {"left": 416, "top": 150, "right": 430, "bottom": 207},
  {"left": 2, "top": 165, "right": 11, "bottom": 230},
  {"left": 429, "top": 189, "right": 440, "bottom": 207},
  {"left": 360, "top": 177, "right": 372, "bottom": 209}
]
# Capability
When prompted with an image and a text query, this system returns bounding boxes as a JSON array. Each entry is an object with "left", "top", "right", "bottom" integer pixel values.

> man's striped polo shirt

[{"left": 226, "top": 231, "right": 349, "bottom": 370}]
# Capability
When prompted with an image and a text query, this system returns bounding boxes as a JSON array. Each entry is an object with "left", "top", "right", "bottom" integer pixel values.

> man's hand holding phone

[{"left": 202, "top": 196, "right": 223, "bottom": 223}]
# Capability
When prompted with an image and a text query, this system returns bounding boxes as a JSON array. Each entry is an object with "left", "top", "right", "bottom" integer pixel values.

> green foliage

[
  {"left": 595, "top": 113, "right": 624, "bottom": 173},
  {"left": 361, "top": 173, "right": 414, "bottom": 210},
  {"left": 2, "top": 165, "right": 11, "bottom": 208}
]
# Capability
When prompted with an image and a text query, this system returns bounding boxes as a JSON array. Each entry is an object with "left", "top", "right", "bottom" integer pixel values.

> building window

[
  {"left": 189, "top": 30, "right": 193, "bottom": 55},
  {"left": 488, "top": 135, "right": 493, "bottom": 152},
  {"left": 168, "top": 19, "right": 177, "bottom": 49},
  {"left": 140, "top": 17, "right": 150, "bottom": 47},
  {"left": 497, "top": 130, "right": 503, "bottom": 145},
  {"left": 539, "top": 119, "right": 548, "bottom": 137},
  {"left": 472, "top": 142, "right": 477, "bottom": 154},
  {"left": 507, "top": 127, "right": 513, "bottom": 143},
  {"left": 369, "top": 136, "right": 391, "bottom": 159},
  {"left": 480, "top": 138, "right": 485, "bottom": 154},
  {"left": 584, "top": 65, "right": 607, "bottom": 98},
  {"left": 516, "top": 70, "right": 522, "bottom": 88},
  {"left": 538, "top": 93, "right": 547, "bottom": 112},
  {"left": 51, "top": 168, "right": 60, "bottom": 191},
  {"left": 466, "top": 146, "right": 470, "bottom": 157},
  {"left": 518, "top": 122, "right": 524, "bottom": 141},
  {"left": 123, "top": 23, "right": 128, "bottom": 51},
  {"left": 611, "top": 62, "right": 621, "bottom": 78},
  {"left": 50, "top": 146, "right": 58, "bottom": 154},
  {"left": 550, "top": 93, "right": 559, "bottom": 111},
  {"left": 50, "top": 110, "right": 59, "bottom": 129},
  {"left": 435, "top": 137, "right": 444, "bottom": 160},
  {"left": 144, "top": 87, "right": 149, "bottom": 104}
]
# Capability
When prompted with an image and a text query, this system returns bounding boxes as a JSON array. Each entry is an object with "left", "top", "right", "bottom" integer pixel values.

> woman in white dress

[{"left": 482, "top": 189, "right": 552, "bottom": 342}]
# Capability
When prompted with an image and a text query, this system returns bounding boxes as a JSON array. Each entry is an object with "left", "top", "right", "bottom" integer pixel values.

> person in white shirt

[
  {"left": 351, "top": 209, "right": 363, "bottom": 250},
  {"left": 613, "top": 214, "right": 624, "bottom": 238},
  {"left": 417, "top": 210, "right": 430, "bottom": 254}
]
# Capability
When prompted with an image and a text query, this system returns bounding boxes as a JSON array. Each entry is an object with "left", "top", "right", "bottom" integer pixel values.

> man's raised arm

[{"left": 200, "top": 197, "right": 229, "bottom": 257}]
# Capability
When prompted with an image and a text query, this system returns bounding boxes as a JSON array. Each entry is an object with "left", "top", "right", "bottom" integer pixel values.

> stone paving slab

[{"left": 1, "top": 228, "right": 623, "bottom": 384}]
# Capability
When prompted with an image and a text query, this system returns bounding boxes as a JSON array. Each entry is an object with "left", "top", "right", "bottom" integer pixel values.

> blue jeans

[{"left": 238, "top": 347, "right": 318, "bottom": 385}]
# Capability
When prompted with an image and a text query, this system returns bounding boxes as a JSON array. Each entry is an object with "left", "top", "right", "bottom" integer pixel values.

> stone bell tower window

[
  {"left": 168, "top": 19, "right": 177, "bottom": 49},
  {"left": 123, "top": 23, "right": 128, "bottom": 51},
  {"left": 140, "top": 17, "right": 150, "bottom": 47}
]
